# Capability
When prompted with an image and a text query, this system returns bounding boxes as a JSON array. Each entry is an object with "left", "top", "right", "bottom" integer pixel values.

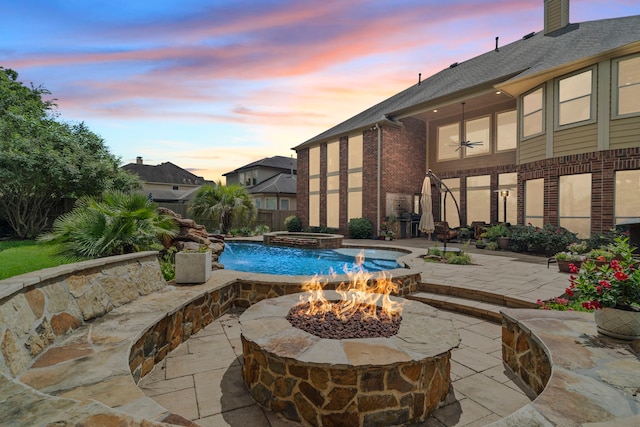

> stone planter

[
  {"left": 175, "top": 251, "right": 212, "bottom": 284},
  {"left": 594, "top": 307, "right": 640, "bottom": 340}
]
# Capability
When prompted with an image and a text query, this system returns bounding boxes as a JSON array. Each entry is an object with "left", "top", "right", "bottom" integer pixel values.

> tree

[
  {"left": 39, "top": 191, "right": 177, "bottom": 260},
  {"left": 188, "top": 182, "right": 256, "bottom": 234},
  {"left": 0, "top": 67, "right": 140, "bottom": 238}
]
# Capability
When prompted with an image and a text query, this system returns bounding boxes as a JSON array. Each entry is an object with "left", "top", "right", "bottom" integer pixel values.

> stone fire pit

[{"left": 240, "top": 291, "right": 461, "bottom": 426}]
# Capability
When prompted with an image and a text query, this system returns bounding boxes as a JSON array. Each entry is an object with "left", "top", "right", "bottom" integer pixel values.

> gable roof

[
  {"left": 248, "top": 172, "right": 297, "bottom": 195},
  {"left": 122, "top": 161, "right": 209, "bottom": 185},
  {"left": 223, "top": 156, "right": 297, "bottom": 176},
  {"left": 294, "top": 14, "right": 640, "bottom": 149}
]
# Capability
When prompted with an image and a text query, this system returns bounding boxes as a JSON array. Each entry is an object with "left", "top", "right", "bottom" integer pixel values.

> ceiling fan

[{"left": 448, "top": 102, "right": 483, "bottom": 151}]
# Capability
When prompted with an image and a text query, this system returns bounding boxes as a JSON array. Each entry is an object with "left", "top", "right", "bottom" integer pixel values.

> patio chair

[{"left": 434, "top": 221, "right": 458, "bottom": 242}]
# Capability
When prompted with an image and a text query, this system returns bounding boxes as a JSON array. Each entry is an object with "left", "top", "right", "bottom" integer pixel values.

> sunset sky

[{"left": 2, "top": 1, "right": 639, "bottom": 182}]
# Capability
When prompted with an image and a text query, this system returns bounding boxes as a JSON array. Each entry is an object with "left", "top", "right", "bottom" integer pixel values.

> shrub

[
  {"left": 348, "top": 218, "right": 372, "bottom": 239},
  {"left": 284, "top": 215, "right": 303, "bottom": 232},
  {"left": 484, "top": 224, "right": 510, "bottom": 241},
  {"left": 508, "top": 223, "right": 580, "bottom": 257},
  {"left": 38, "top": 191, "right": 177, "bottom": 261},
  {"left": 446, "top": 252, "right": 472, "bottom": 265}
]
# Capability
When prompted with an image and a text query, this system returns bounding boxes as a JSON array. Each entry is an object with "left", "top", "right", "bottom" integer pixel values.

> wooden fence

[{"left": 156, "top": 202, "right": 295, "bottom": 232}]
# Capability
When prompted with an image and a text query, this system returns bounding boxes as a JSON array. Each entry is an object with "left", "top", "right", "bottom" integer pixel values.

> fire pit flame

[{"left": 298, "top": 251, "right": 403, "bottom": 321}]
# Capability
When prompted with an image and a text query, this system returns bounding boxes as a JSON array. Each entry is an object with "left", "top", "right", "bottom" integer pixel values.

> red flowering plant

[{"left": 567, "top": 237, "right": 640, "bottom": 312}]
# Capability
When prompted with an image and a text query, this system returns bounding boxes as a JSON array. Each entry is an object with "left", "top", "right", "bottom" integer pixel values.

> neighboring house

[
  {"left": 223, "top": 156, "right": 297, "bottom": 211},
  {"left": 293, "top": 0, "right": 640, "bottom": 238},
  {"left": 122, "top": 157, "right": 212, "bottom": 203}
]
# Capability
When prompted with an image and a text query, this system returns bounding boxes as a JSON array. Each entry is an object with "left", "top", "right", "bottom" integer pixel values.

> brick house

[{"left": 293, "top": 0, "right": 640, "bottom": 238}]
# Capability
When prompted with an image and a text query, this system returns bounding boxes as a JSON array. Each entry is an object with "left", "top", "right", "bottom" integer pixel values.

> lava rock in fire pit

[{"left": 286, "top": 301, "right": 402, "bottom": 339}]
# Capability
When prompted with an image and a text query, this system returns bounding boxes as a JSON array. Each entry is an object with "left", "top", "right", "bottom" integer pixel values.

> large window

[
  {"left": 498, "top": 173, "right": 517, "bottom": 224},
  {"left": 466, "top": 175, "right": 491, "bottom": 224},
  {"left": 347, "top": 135, "right": 363, "bottom": 220},
  {"left": 440, "top": 178, "right": 460, "bottom": 228},
  {"left": 497, "top": 110, "right": 517, "bottom": 151},
  {"left": 615, "top": 170, "right": 640, "bottom": 224},
  {"left": 464, "top": 117, "right": 490, "bottom": 156},
  {"left": 309, "top": 146, "right": 320, "bottom": 227},
  {"left": 522, "top": 87, "right": 544, "bottom": 138},
  {"left": 525, "top": 178, "right": 544, "bottom": 227},
  {"left": 326, "top": 141, "right": 339, "bottom": 228},
  {"left": 437, "top": 123, "right": 460, "bottom": 161},
  {"left": 559, "top": 174, "right": 591, "bottom": 238},
  {"left": 558, "top": 69, "right": 594, "bottom": 127},
  {"left": 615, "top": 55, "right": 640, "bottom": 116}
]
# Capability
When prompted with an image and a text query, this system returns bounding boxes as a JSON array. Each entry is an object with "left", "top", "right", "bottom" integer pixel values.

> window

[
  {"left": 496, "top": 110, "right": 517, "bottom": 151},
  {"left": 525, "top": 178, "right": 544, "bottom": 227},
  {"left": 522, "top": 87, "right": 544, "bottom": 138},
  {"left": 172, "top": 185, "right": 179, "bottom": 190},
  {"left": 309, "top": 146, "right": 320, "bottom": 227},
  {"left": 265, "top": 197, "right": 277, "bottom": 210},
  {"left": 464, "top": 117, "right": 490, "bottom": 156},
  {"left": 326, "top": 141, "right": 339, "bottom": 228},
  {"left": 615, "top": 55, "right": 640, "bottom": 116},
  {"left": 309, "top": 194, "right": 320, "bottom": 227},
  {"left": 558, "top": 69, "right": 594, "bottom": 126},
  {"left": 309, "top": 146, "right": 320, "bottom": 176},
  {"left": 348, "top": 134, "right": 363, "bottom": 220},
  {"left": 440, "top": 178, "right": 460, "bottom": 228},
  {"left": 498, "top": 173, "right": 517, "bottom": 224},
  {"left": 615, "top": 170, "right": 640, "bottom": 224},
  {"left": 280, "top": 198, "right": 289, "bottom": 210},
  {"left": 466, "top": 175, "right": 491, "bottom": 224},
  {"left": 327, "top": 141, "right": 339, "bottom": 173},
  {"left": 327, "top": 193, "right": 339, "bottom": 228},
  {"left": 438, "top": 123, "right": 460, "bottom": 161},
  {"left": 559, "top": 174, "right": 591, "bottom": 238},
  {"left": 253, "top": 198, "right": 261, "bottom": 209}
]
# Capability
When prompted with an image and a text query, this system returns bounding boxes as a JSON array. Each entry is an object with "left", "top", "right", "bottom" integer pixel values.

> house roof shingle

[
  {"left": 122, "top": 161, "right": 209, "bottom": 186},
  {"left": 248, "top": 172, "right": 297, "bottom": 195},
  {"left": 294, "top": 15, "right": 640, "bottom": 149},
  {"left": 222, "top": 156, "right": 297, "bottom": 176}
]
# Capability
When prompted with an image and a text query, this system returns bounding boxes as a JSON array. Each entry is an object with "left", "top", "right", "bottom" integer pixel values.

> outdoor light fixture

[{"left": 500, "top": 190, "right": 509, "bottom": 223}]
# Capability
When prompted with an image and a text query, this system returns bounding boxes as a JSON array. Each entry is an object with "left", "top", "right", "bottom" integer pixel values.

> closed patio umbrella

[{"left": 419, "top": 176, "right": 434, "bottom": 235}]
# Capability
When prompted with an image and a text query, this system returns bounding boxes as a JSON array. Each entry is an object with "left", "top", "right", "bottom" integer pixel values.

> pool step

[{"left": 407, "top": 283, "right": 536, "bottom": 324}]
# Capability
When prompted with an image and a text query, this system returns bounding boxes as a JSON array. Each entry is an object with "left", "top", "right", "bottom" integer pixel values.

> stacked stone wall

[
  {"left": 501, "top": 314, "right": 551, "bottom": 396},
  {"left": 0, "top": 252, "right": 165, "bottom": 378}
]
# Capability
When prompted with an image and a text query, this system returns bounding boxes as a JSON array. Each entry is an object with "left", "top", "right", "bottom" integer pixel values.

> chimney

[
  {"left": 136, "top": 156, "right": 143, "bottom": 165},
  {"left": 544, "top": 0, "right": 570, "bottom": 35}
]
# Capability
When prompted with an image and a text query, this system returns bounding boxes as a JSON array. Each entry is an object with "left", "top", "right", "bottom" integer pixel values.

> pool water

[{"left": 219, "top": 242, "right": 403, "bottom": 276}]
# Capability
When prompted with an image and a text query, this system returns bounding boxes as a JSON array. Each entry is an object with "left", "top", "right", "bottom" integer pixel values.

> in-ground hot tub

[
  {"left": 240, "top": 291, "right": 461, "bottom": 427},
  {"left": 263, "top": 232, "right": 343, "bottom": 249}
]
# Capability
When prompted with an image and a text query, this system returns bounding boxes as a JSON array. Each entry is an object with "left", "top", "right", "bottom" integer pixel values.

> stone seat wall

[
  {"left": 0, "top": 252, "right": 241, "bottom": 425},
  {"left": 493, "top": 309, "right": 640, "bottom": 426},
  {"left": 2, "top": 254, "right": 637, "bottom": 426}
]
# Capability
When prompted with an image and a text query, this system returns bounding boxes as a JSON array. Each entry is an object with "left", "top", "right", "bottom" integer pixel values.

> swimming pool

[{"left": 219, "top": 242, "right": 404, "bottom": 276}]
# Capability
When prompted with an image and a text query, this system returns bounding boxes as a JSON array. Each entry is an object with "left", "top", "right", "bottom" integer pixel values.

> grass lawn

[{"left": 0, "top": 240, "right": 67, "bottom": 280}]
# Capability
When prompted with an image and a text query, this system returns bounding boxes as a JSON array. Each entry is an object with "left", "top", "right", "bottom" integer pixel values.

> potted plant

[
  {"left": 554, "top": 251, "right": 586, "bottom": 273},
  {"left": 485, "top": 224, "right": 511, "bottom": 250},
  {"left": 384, "top": 230, "right": 395, "bottom": 241},
  {"left": 567, "top": 237, "right": 640, "bottom": 340},
  {"left": 585, "top": 248, "right": 614, "bottom": 267}
]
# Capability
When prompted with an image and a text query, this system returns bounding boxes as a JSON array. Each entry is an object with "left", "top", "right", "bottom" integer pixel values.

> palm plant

[
  {"left": 39, "top": 191, "right": 177, "bottom": 260},
  {"left": 188, "top": 182, "right": 255, "bottom": 234}
]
